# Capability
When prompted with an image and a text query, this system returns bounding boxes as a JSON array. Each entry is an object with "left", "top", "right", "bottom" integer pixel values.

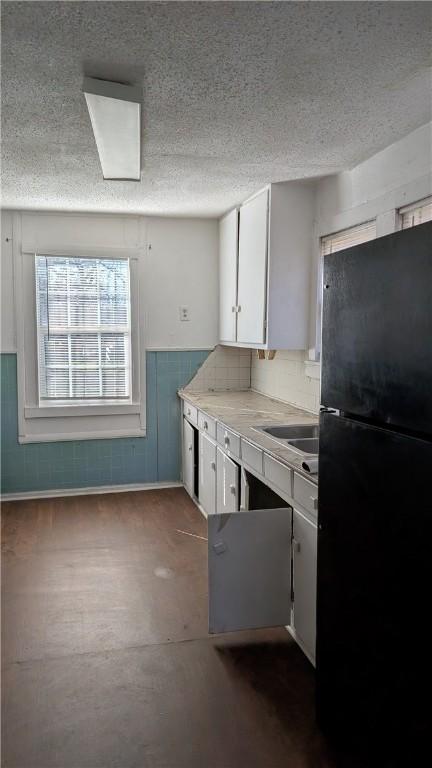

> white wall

[
  {"left": 251, "top": 121, "right": 432, "bottom": 413},
  {"left": 1, "top": 210, "right": 219, "bottom": 353},
  {"left": 146, "top": 217, "right": 218, "bottom": 350}
]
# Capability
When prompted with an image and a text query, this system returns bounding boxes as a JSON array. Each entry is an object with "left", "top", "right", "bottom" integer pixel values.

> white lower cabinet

[
  {"left": 181, "top": 403, "right": 318, "bottom": 663},
  {"left": 199, "top": 432, "right": 217, "bottom": 516},
  {"left": 183, "top": 419, "right": 196, "bottom": 498},
  {"left": 208, "top": 504, "right": 292, "bottom": 634},
  {"left": 209, "top": 467, "right": 292, "bottom": 634},
  {"left": 292, "top": 508, "right": 318, "bottom": 662}
]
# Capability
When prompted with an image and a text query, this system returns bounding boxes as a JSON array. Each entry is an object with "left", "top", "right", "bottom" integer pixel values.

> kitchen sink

[
  {"left": 287, "top": 437, "right": 319, "bottom": 454},
  {"left": 252, "top": 423, "right": 319, "bottom": 455},
  {"left": 260, "top": 424, "right": 319, "bottom": 440}
]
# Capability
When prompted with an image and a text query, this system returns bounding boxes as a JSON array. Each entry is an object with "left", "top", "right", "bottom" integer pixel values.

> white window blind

[
  {"left": 320, "top": 220, "right": 377, "bottom": 257},
  {"left": 399, "top": 196, "right": 432, "bottom": 229},
  {"left": 35, "top": 256, "right": 131, "bottom": 403}
]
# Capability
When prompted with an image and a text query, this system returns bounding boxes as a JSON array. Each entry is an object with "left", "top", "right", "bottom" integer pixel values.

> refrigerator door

[
  {"left": 316, "top": 411, "right": 432, "bottom": 754},
  {"left": 321, "top": 221, "right": 432, "bottom": 435}
]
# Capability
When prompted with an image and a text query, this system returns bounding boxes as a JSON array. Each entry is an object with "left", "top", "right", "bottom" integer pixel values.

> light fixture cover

[{"left": 83, "top": 77, "right": 142, "bottom": 181}]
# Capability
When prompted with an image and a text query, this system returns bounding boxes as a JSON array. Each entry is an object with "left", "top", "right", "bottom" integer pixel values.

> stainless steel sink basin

[
  {"left": 252, "top": 423, "right": 319, "bottom": 455},
  {"left": 260, "top": 424, "right": 319, "bottom": 440},
  {"left": 287, "top": 437, "right": 319, "bottom": 454}
]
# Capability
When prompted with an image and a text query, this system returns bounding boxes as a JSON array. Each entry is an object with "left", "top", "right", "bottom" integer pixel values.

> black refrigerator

[{"left": 316, "top": 221, "right": 432, "bottom": 761}]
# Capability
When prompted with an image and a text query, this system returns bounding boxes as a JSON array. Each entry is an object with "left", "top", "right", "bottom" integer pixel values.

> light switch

[{"left": 179, "top": 306, "right": 190, "bottom": 321}]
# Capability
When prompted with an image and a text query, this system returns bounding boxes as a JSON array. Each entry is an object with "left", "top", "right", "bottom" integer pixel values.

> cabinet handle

[
  {"left": 310, "top": 496, "right": 318, "bottom": 510},
  {"left": 224, "top": 436, "right": 230, "bottom": 446},
  {"left": 237, "top": 305, "right": 241, "bottom": 312},
  {"left": 203, "top": 420, "right": 208, "bottom": 430},
  {"left": 187, "top": 409, "right": 191, "bottom": 416},
  {"left": 229, "top": 484, "right": 236, "bottom": 495},
  {"left": 188, "top": 444, "right": 193, "bottom": 452},
  {"left": 232, "top": 306, "right": 236, "bottom": 313},
  {"left": 211, "top": 461, "right": 216, "bottom": 471},
  {"left": 293, "top": 538, "right": 301, "bottom": 553}
]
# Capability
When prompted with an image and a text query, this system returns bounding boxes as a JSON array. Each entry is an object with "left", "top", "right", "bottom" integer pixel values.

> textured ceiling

[{"left": 1, "top": 1, "right": 431, "bottom": 217}]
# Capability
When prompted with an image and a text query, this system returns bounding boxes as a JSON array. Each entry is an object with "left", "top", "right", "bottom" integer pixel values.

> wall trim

[
  {"left": 146, "top": 346, "right": 213, "bottom": 352},
  {"left": 1, "top": 481, "right": 183, "bottom": 502}
]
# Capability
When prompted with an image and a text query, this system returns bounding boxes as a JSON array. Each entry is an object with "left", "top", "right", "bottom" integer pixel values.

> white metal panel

[
  {"left": 292, "top": 508, "right": 317, "bottom": 663},
  {"left": 216, "top": 424, "right": 241, "bottom": 458},
  {"left": 263, "top": 454, "right": 293, "bottom": 498},
  {"left": 199, "top": 432, "right": 216, "bottom": 516},
  {"left": 208, "top": 506, "right": 292, "bottom": 633},
  {"left": 219, "top": 209, "right": 239, "bottom": 343},
  {"left": 216, "top": 447, "right": 239, "bottom": 515},
  {"left": 237, "top": 189, "right": 269, "bottom": 344},
  {"left": 183, "top": 401, "right": 198, "bottom": 425},
  {"left": 198, "top": 410, "right": 217, "bottom": 439},
  {"left": 293, "top": 472, "right": 318, "bottom": 520},
  {"left": 241, "top": 439, "right": 263, "bottom": 475},
  {"left": 183, "top": 419, "right": 195, "bottom": 497}
]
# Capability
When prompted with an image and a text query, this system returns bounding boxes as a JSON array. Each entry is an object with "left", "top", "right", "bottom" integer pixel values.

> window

[
  {"left": 399, "top": 196, "right": 432, "bottom": 229},
  {"left": 314, "top": 220, "right": 377, "bottom": 360},
  {"left": 14, "top": 211, "right": 146, "bottom": 443},
  {"left": 320, "top": 220, "right": 377, "bottom": 257},
  {"left": 35, "top": 256, "right": 131, "bottom": 405}
]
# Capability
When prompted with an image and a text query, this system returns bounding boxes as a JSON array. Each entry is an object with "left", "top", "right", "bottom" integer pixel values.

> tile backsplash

[
  {"left": 251, "top": 350, "right": 321, "bottom": 414},
  {"left": 184, "top": 345, "right": 251, "bottom": 392}
]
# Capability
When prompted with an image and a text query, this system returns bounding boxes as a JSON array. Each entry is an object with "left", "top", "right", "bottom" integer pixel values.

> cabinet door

[
  {"left": 199, "top": 432, "right": 216, "bottom": 516},
  {"left": 219, "top": 209, "right": 238, "bottom": 343},
  {"left": 208, "top": 507, "right": 292, "bottom": 633},
  {"left": 216, "top": 448, "right": 239, "bottom": 515},
  {"left": 293, "top": 508, "right": 317, "bottom": 662},
  {"left": 183, "top": 419, "right": 195, "bottom": 497},
  {"left": 237, "top": 189, "right": 269, "bottom": 344}
]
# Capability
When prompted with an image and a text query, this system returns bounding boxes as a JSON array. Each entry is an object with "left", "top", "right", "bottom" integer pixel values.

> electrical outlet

[{"left": 179, "top": 305, "right": 190, "bottom": 322}]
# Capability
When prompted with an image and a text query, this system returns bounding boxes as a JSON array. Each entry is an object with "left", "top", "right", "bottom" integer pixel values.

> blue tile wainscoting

[{"left": 0, "top": 351, "right": 209, "bottom": 495}]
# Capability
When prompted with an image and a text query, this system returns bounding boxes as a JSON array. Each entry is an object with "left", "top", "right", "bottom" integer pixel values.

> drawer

[
  {"left": 183, "top": 401, "right": 198, "bottom": 426},
  {"left": 217, "top": 424, "right": 241, "bottom": 458},
  {"left": 241, "top": 440, "right": 263, "bottom": 475},
  {"left": 264, "top": 454, "right": 293, "bottom": 498},
  {"left": 293, "top": 472, "right": 318, "bottom": 518},
  {"left": 198, "top": 411, "right": 217, "bottom": 439}
]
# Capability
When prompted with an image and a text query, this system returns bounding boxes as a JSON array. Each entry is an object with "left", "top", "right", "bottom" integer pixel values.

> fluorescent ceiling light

[{"left": 83, "top": 77, "right": 142, "bottom": 181}]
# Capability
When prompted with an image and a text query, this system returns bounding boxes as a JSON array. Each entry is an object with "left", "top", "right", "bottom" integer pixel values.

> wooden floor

[{"left": 2, "top": 487, "right": 337, "bottom": 768}]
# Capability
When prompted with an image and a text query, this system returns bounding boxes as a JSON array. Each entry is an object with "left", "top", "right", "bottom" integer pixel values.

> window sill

[
  {"left": 24, "top": 403, "right": 142, "bottom": 419},
  {"left": 18, "top": 426, "right": 146, "bottom": 444}
]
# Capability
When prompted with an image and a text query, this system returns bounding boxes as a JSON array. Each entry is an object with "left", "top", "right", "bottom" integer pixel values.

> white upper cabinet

[
  {"left": 218, "top": 181, "right": 315, "bottom": 349},
  {"left": 219, "top": 209, "right": 239, "bottom": 343},
  {"left": 237, "top": 189, "right": 269, "bottom": 344}
]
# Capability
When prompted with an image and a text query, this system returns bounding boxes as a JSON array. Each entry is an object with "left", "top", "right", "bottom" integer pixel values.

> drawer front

[
  {"left": 264, "top": 454, "right": 293, "bottom": 498},
  {"left": 293, "top": 472, "right": 318, "bottom": 518},
  {"left": 241, "top": 440, "right": 263, "bottom": 475},
  {"left": 198, "top": 411, "right": 217, "bottom": 439},
  {"left": 217, "top": 425, "right": 241, "bottom": 458},
  {"left": 183, "top": 401, "right": 198, "bottom": 426}
]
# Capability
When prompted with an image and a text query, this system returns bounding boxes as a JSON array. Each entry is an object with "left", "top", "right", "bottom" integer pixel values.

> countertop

[{"left": 178, "top": 389, "right": 319, "bottom": 484}]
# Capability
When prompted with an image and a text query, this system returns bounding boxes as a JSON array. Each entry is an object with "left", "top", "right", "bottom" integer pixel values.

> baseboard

[{"left": 1, "top": 481, "right": 183, "bottom": 502}]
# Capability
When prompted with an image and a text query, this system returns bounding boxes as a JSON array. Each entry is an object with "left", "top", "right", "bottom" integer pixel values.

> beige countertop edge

[{"left": 178, "top": 389, "right": 319, "bottom": 486}]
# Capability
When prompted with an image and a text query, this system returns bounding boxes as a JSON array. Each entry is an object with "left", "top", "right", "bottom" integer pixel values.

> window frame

[
  {"left": 34, "top": 253, "right": 133, "bottom": 408},
  {"left": 14, "top": 215, "right": 147, "bottom": 442},
  {"left": 398, "top": 196, "right": 432, "bottom": 230}
]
